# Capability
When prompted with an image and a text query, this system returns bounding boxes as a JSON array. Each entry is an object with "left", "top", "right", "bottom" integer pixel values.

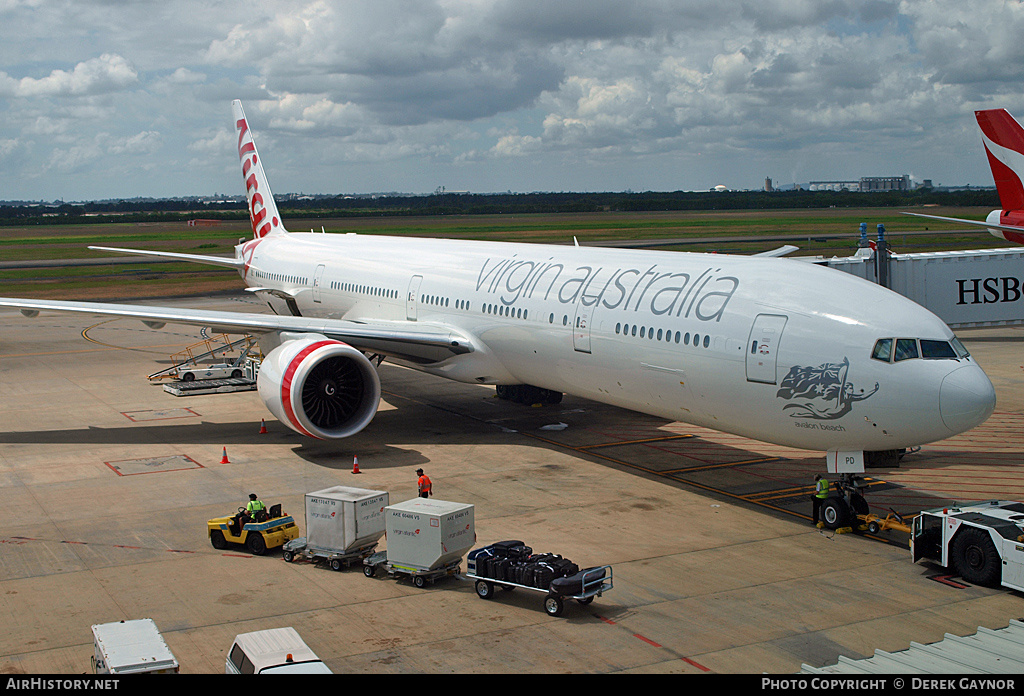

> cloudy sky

[{"left": 2, "top": 0, "right": 1024, "bottom": 201}]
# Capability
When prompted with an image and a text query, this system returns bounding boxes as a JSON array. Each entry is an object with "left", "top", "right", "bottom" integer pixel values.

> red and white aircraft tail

[
  {"left": 905, "top": 108, "right": 1024, "bottom": 244},
  {"left": 233, "top": 100, "right": 287, "bottom": 239}
]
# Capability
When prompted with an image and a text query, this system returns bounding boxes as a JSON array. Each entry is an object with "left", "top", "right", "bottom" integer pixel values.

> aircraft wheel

[
  {"left": 821, "top": 497, "right": 849, "bottom": 530},
  {"left": 952, "top": 528, "right": 1001, "bottom": 586}
]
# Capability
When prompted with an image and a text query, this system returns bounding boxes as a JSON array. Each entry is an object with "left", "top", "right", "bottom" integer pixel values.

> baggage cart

[
  {"left": 282, "top": 537, "right": 379, "bottom": 571},
  {"left": 361, "top": 550, "right": 462, "bottom": 588},
  {"left": 466, "top": 565, "right": 613, "bottom": 617}
]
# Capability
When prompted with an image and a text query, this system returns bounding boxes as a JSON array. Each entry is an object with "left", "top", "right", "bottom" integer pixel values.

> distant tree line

[{"left": 0, "top": 188, "right": 1001, "bottom": 226}]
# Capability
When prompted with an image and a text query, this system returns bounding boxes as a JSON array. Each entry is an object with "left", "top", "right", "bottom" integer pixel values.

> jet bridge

[{"left": 817, "top": 224, "right": 1024, "bottom": 328}]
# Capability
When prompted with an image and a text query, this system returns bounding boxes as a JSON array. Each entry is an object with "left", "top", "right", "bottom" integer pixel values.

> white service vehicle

[
  {"left": 175, "top": 362, "right": 245, "bottom": 382},
  {"left": 91, "top": 619, "right": 179, "bottom": 674},
  {"left": 911, "top": 500, "right": 1024, "bottom": 591},
  {"left": 225, "top": 627, "right": 333, "bottom": 674}
]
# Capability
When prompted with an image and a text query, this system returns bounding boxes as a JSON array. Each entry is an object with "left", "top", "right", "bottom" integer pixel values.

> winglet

[{"left": 233, "top": 100, "right": 286, "bottom": 238}]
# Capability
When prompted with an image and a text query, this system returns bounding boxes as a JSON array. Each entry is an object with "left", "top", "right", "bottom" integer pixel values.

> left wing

[
  {"left": 0, "top": 297, "right": 472, "bottom": 364},
  {"left": 87, "top": 246, "right": 245, "bottom": 269}
]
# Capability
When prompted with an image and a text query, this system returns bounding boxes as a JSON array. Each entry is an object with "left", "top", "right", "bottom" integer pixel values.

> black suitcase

[
  {"left": 506, "top": 545, "right": 533, "bottom": 561},
  {"left": 548, "top": 558, "right": 578, "bottom": 578},
  {"left": 494, "top": 558, "right": 513, "bottom": 582},
  {"left": 490, "top": 540, "right": 526, "bottom": 555},
  {"left": 533, "top": 564, "right": 556, "bottom": 589},
  {"left": 468, "top": 547, "right": 495, "bottom": 576},
  {"left": 550, "top": 567, "right": 606, "bottom": 596}
]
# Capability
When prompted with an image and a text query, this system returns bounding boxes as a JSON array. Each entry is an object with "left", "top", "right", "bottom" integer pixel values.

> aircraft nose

[{"left": 939, "top": 365, "right": 996, "bottom": 434}]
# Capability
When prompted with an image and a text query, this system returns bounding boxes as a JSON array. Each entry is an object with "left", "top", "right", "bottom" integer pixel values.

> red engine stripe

[{"left": 281, "top": 340, "right": 340, "bottom": 438}]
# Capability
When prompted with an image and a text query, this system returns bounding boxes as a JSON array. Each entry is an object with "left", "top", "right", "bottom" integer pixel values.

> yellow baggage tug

[{"left": 208, "top": 503, "right": 299, "bottom": 555}]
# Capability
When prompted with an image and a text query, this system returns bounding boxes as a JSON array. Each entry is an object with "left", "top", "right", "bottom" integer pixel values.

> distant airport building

[
  {"left": 809, "top": 180, "right": 860, "bottom": 192},
  {"left": 859, "top": 175, "right": 910, "bottom": 192},
  {"left": 808, "top": 176, "right": 911, "bottom": 193}
]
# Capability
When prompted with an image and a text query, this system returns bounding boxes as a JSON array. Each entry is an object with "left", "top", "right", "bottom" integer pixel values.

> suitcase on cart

[{"left": 550, "top": 567, "right": 606, "bottom": 596}]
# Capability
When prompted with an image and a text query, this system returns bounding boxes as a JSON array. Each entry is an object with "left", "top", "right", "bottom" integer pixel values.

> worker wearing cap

[
  {"left": 812, "top": 475, "right": 829, "bottom": 528},
  {"left": 246, "top": 493, "right": 266, "bottom": 521},
  {"left": 416, "top": 469, "right": 432, "bottom": 498}
]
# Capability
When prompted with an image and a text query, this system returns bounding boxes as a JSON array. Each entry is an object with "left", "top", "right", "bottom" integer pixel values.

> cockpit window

[
  {"left": 873, "top": 337, "right": 968, "bottom": 363},
  {"left": 871, "top": 338, "right": 892, "bottom": 362},
  {"left": 920, "top": 339, "right": 958, "bottom": 359},
  {"left": 893, "top": 338, "right": 919, "bottom": 362}
]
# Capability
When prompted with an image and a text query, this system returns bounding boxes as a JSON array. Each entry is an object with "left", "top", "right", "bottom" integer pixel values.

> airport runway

[{"left": 0, "top": 295, "right": 1021, "bottom": 674}]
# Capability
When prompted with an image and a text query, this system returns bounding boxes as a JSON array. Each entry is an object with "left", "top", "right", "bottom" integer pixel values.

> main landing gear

[{"left": 495, "top": 384, "right": 563, "bottom": 405}]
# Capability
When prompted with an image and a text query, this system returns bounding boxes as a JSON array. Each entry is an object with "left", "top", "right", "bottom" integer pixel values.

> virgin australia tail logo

[{"left": 776, "top": 357, "right": 878, "bottom": 420}]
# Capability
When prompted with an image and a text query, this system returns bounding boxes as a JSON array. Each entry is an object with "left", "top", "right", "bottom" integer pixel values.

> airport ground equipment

[
  {"left": 207, "top": 503, "right": 299, "bottom": 555},
  {"left": 148, "top": 333, "right": 256, "bottom": 381},
  {"left": 282, "top": 486, "right": 388, "bottom": 570},
  {"left": 226, "top": 627, "right": 332, "bottom": 674},
  {"left": 911, "top": 500, "right": 1024, "bottom": 590},
  {"left": 91, "top": 619, "right": 179, "bottom": 674},
  {"left": 466, "top": 541, "right": 614, "bottom": 617},
  {"left": 859, "top": 509, "right": 913, "bottom": 535},
  {"left": 361, "top": 498, "right": 475, "bottom": 587}
]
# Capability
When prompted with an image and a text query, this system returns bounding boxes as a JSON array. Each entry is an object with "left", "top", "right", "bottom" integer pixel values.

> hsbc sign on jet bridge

[{"left": 825, "top": 246, "right": 1024, "bottom": 328}]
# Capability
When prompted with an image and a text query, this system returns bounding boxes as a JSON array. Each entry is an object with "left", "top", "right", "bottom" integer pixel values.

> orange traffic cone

[
  {"left": 352, "top": 456, "right": 361, "bottom": 474},
  {"left": 220, "top": 447, "right": 230, "bottom": 464},
  {"left": 259, "top": 419, "right": 268, "bottom": 434}
]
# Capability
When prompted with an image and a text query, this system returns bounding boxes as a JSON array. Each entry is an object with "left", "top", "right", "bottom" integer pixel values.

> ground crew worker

[
  {"left": 246, "top": 493, "right": 267, "bottom": 521},
  {"left": 417, "top": 469, "right": 432, "bottom": 498},
  {"left": 812, "top": 474, "right": 829, "bottom": 528}
]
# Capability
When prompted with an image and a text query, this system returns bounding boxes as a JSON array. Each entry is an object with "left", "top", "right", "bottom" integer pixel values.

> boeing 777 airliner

[{"left": 0, "top": 102, "right": 996, "bottom": 497}]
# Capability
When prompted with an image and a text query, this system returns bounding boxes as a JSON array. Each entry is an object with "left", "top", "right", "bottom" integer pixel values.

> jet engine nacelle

[{"left": 257, "top": 335, "right": 381, "bottom": 439}]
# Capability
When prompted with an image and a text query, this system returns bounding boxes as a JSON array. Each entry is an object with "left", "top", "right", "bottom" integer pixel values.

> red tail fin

[{"left": 976, "top": 109, "right": 1024, "bottom": 211}]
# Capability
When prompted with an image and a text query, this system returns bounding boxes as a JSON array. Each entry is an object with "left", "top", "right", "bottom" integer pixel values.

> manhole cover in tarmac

[
  {"left": 105, "top": 455, "right": 204, "bottom": 476},
  {"left": 121, "top": 408, "right": 200, "bottom": 422}
]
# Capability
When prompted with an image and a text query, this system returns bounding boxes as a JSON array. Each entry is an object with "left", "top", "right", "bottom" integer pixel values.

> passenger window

[
  {"left": 920, "top": 340, "right": 958, "bottom": 359},
  {"left": 871, "top": 338, "right": 892, "bottom": 362},
  {"left": 894, "top": 338, "right": 919, "bottom": 362}
]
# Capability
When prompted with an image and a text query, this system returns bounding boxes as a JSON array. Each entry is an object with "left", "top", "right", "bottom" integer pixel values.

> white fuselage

[{"left": 237, "top": 231, "right": 996, "bottom": 453}]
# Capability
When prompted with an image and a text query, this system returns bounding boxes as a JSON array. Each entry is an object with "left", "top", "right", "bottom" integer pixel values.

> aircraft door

[
  {"left": 406, "top": 275, "right": 423, "bottom": 321},
  {"left": 746, "top": 313, "right": 787, "bottom": 384},
  {"left": 312, "top": 264, "right": 326, "bottom": 303},
  {"left": 572, "top": 300, "right": 593, "bottom": 353}
]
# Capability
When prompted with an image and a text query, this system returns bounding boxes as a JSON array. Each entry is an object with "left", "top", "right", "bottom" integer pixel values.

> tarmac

[{"left": 0, "top": 293, "right": 1022, "bottom": 674}]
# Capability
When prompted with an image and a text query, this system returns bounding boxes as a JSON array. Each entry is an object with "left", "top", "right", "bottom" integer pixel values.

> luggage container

[
  {"left": 91, "top": 619, "right": 179, "bottom": 674},
  {"left": 362, "top": 498, "right": 475, "bottom": 587},
  {"left": 283, "top": 486, "right": 388, "bottom": 570}
]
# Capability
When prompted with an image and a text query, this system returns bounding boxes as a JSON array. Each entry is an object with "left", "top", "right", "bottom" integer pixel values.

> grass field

[{"left": 0, "top": 206, "right": 1009, "bottom": 300}]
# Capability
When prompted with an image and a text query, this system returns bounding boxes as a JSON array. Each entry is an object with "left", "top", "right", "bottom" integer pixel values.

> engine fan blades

[{"left": 301, "top": 356, "right": 364, "bottom": 428}]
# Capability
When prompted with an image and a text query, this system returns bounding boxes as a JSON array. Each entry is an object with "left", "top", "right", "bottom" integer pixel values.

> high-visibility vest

[
  {"left": 418, "top": 475, "right": 432, "bottom": 495},
  {"left": 247, "top": 499, "right": 266, "bottom": 514},
  {"left": 815, "top": 478, "right": 829, "bottom": 499}
]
